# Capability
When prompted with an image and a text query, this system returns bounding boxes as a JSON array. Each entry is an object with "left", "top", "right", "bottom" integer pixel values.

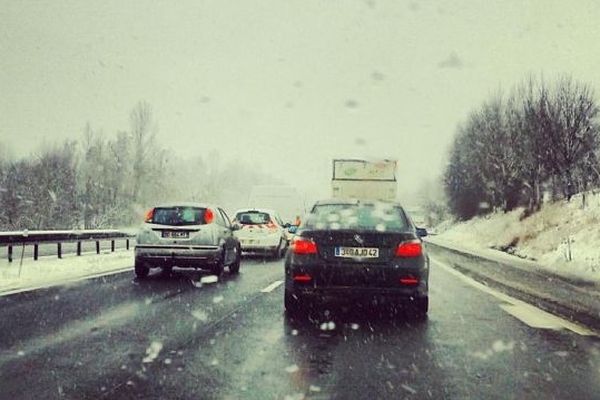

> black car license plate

[{"left": 335, "top": 246, "right": 379, "bottom": 258}]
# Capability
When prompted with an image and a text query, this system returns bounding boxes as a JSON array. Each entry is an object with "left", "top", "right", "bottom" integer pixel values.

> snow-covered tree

[{"left": 444, "top": 75, "right": 600, "bottom": 220}]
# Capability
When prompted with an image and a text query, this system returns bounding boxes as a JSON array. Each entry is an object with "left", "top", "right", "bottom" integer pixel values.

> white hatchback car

[{"left": 232, "top": 208, "right": 289, "bottom": 258}]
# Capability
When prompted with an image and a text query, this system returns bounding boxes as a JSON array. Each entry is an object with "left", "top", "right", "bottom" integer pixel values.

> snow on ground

[
  {"left": 0, "top": 249, "right": 133, "bottom": 296},
  {"left": 431, "top": 191, "right": 600, "bottom": 283}
]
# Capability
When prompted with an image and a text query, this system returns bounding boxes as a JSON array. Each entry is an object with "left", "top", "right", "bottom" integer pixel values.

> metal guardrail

[{"left": 0, "top": 230, "right": 136, "bottom": 263}]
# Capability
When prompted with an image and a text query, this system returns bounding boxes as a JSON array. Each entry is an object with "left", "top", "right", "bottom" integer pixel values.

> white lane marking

[
  {"left": 431, "top": 257, "right": 597, "bottom": 337},
  {"left": 499, "top": 304, "right": 565, "bottom": 330},
  {"left": 261, "top": 280, "right": 283, "bottom": 293}
]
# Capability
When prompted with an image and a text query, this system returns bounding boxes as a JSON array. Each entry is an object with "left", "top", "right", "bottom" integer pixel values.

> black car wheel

[
  {"left": 211, "top": 261, "right": 224, "bottom": 277},
  {"left": 272, "top": 239, "right": 286, "bottom": 260},
  {"left": 409, "top": 296, "right": 429, "bottom": 319},
  {"left": 284, "top": 287, "right": 304, "bottom": 315},
  {"left": 229, "top": 246, "right": 241, "bottom": 275},
  {"left": 134, "top": 259, "right": 150, "bottom": 279},
  {"left": 211, "top": 250, "right": 226, "bottom": 276},
  {"left": 278, "top": 239, "right": 287, "bottom": 258}
]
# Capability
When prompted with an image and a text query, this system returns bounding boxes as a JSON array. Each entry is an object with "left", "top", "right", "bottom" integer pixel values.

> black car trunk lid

[{"left": 297, "top": 229, "right": 420, "bottom": 288}]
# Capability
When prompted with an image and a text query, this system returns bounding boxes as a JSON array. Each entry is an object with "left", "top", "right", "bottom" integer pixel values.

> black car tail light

[
  {"left": 395, "top": 240, "right": 422, "bottom": 258},
  {"left": 399, "top": 276, "right": 419, "bottom": 285},
  {"left": 293, "top": 273, "right": 312, "bottom": 283},
  {"left": 292, "top": 237, "right": 317, "bottom": 255}
]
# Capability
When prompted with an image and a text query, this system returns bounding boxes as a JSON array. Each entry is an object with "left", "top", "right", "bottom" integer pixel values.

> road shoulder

[{"left": 426, "top": 238, "right": 600, "bottom": 333}]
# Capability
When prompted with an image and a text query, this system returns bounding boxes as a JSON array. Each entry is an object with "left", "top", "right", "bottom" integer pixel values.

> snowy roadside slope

[
  {"left": 0, "top": 250, "right": 133, "bottom": 296},
  {"left": 432, "top": 192, "right": 600, "bottom": 283}
]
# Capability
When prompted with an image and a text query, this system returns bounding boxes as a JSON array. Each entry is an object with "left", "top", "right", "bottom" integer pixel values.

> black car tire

[
  {"left": 211, "top": 261, "right": 224, "bottom": 277},
  {"left": 278, "top": 239, "right": 287, "bottom": 259},
  {"left": 229, "top": 247, "right": 241, "bottom": 275},
  {"left": 272, "top": 239, "right": 286, "bottom": 260},
  {"left": 284, "top": 288, "right": 304, "bottom": 315},
  {"left": 211, "top": 250, "right": 226, "bottom": 276},
  {"left": 135, "top": 259, "right": 150, "bottom": 279},
  {"left": 411, "top": 296, "right": 429, "bottom": 318}
]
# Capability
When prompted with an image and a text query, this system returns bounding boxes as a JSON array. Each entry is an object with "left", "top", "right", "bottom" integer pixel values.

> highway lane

[{"left": 1, "top": 251, "right": 599, "bottom": 399}]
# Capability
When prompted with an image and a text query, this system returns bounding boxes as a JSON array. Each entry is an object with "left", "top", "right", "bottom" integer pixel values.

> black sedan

[{"left": 284, "top": 199, "right": 429, "bottom": 316}]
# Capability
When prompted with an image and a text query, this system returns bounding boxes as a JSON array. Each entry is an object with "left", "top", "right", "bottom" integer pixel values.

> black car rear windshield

[
  {"left": 235, "top": 211, "right": 271, "bottom": 225},
  {"left": 305, "top": 203, "right": 409, "bottom": 232},
  {"left": 150, "top": 207, "right": 207, "bottom": 226}
]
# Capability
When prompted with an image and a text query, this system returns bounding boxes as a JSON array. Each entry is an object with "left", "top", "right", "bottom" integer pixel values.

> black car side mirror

[{"left": 416, "top": 227, "right": 428, "bottom": 238}]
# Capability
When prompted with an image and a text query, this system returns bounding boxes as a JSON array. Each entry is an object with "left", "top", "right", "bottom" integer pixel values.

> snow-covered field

[
  {"left": 432, "top": 192, "right": 600, "bottom": 283},
  {"left": 0, "top": 250, "right": 133, "bottom": 296}
]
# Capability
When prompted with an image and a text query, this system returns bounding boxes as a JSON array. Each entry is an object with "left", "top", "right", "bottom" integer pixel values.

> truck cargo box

[{"left": 331, "top": 159, "right": 398, "bottom": 201}]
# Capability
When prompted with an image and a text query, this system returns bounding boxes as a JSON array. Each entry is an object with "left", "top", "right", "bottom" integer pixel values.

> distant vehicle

[
  {"left": 134, "top": 202, "right": 241, "bottom": 278},
  {"left": 331, "top": 159, "right": 398, "bottom": 201},
  {"left": 232, "top": 208, "right": 288, "bottom": 258},
  {"left": 284, "top": 198, "right": 429, "bottom": 317},
  {"left": 247, "top": 185, "right": 306, "bottom": 224},
  {"left": 284, "top": 215, "right": 303, "bottom": 241}
]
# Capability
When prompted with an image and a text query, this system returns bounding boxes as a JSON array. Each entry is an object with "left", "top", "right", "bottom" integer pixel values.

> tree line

[
  {"left": 0, "top": 101, "right": 277, "bottom": 230},
  {"left": 443, "top": 75, "right": 600, "bottom": 220}
]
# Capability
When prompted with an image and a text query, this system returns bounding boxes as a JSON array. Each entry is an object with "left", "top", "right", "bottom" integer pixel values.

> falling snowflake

[
  {"left": 285, "top": 364, "right": 299, "bottom": 373},
  {"left": 142, "top": 341, "right": 163, "bottom": 363}
]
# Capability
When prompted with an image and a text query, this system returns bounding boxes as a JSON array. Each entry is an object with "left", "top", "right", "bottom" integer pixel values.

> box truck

[{"left": 331, "top": 159, "right": 398, "bottom": 201}]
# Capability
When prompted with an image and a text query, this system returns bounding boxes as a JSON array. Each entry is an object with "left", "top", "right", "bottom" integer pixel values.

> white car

[{"left": 232, "top": 208, "right": 289, "bottom": 258}]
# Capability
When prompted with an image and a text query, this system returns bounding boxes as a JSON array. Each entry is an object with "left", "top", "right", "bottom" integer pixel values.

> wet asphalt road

[{"left": 1, "top": 249, "right": 600, "bottom": 400}]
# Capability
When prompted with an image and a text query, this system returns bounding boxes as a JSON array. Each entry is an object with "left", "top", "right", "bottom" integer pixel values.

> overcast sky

[{"left": 2, "top": 0, "right": 600, "bottom": 200}]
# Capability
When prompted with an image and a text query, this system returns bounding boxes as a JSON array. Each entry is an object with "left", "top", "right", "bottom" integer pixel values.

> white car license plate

[
  {"left": 162, "top": 230, "right": 189, "bottom": 239},
  {"left": 334, "top": 246, "right": 379, "bottom": 258}
]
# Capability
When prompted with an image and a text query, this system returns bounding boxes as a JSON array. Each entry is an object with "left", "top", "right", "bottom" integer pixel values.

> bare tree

[
  {"left": 513, "top": 76, "right": 548, "bottom": 212},
  {"left": 78, "top": 123, "right": 109, "bottom": 228},
  {"left": 444, "top": 126, "right": 489, "bottom": 220},
  {"left": 538, "top": 76, "right": 599, "bottom": 200},
  {"left": 417, "top": 177, "right": 448, "bottom": 226},
  {"left": 444, "top": 74, "right": 600, "bottom": 220},
  {"left": 130, "top": 101, "right": 157, "bottom": 203}
]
